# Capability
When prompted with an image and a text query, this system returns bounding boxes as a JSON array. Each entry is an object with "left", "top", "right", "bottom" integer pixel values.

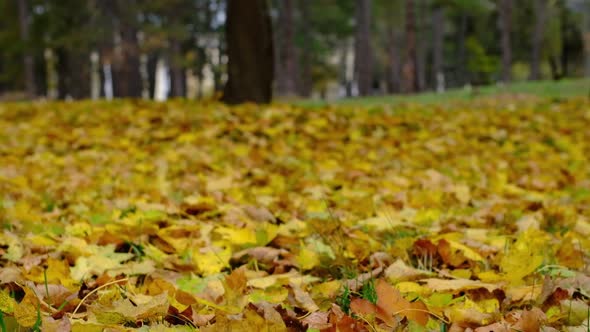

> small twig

[
  {"left": 71, "top": 278, "right": 129, "bottom": 317},
  {"left": 392, "top": 307, "right": 450, "bottom": 325}
]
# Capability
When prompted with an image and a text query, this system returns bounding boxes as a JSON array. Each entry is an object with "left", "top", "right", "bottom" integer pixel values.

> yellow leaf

[
  {"left": 445, "top": 240, "right": 485, "bottom": 262},
  {"left": 311, "top": 280, "right": 342, "bottom": 299},
  {"left": 215, "top": 227, "right": 257, "bottom": 246},
  {"left": 395, "top": 281, "right": 429, "bottom": 295},
  {"left": 450, "top": 269, "right": 472, "bottom": 279},
  {"left": 27, "top": 234, "right": 58, "bottom": 247},
  {"left": 296, "top": 243, "right": 320, "bottom": 271},
  {"left": 444, "top": 298, "right": 495, "bottom": 326},
  {"left": 25, "top": 258, "right": 77, "bottom": 290},
  {"left": 0, "top": 231, "right": 23, "bottom": 262},
  {"left": 0, "top": 289, "right": 16, "bottom": 313},
  {"left": 71, "top": 321, "right": 108, "bottom": 332},
  {"left": 421, "top": 278, "right": 499, "bottom": 293},
  {"left": 192, "top": 246, "right": 231, "bottom": 275},
  {"left": 500, "top": 228, "right": 547, "bottom": 285},
  {"left": 14, "top": 288, "right": 39, "bottom": 328},
  {"left": 452, "top": 184, "right": 471, "bottom": 204},
  {"left": 248, "top": 287, "right": 289, "bottom": 304},
  {"left": 247, "top": 271, "right": 297, "bottom": 289}
]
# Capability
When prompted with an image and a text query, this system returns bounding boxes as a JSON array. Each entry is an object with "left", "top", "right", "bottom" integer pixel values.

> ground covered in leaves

[{"left": 0, "top": 97, "right": 589, "bottom": 331}]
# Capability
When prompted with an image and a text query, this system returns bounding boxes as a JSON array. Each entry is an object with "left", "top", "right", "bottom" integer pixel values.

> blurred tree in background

[{"left": 0, "top": 0, "right": 588, "bottom": 102}]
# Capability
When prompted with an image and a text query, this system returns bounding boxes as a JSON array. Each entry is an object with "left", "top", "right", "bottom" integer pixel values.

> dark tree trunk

[
  {"left": 298, "top": 0, "right": 313, "bottom": 97},
  {"left": 222, "top": 0, "right": 274, "bottom": 104},
  {"left": 276, "top": 0, "right": 298, "bottom": 96},
  {"left": 386, "top": 27, "right": 401, "bottom": 94},
  {"left": 58, "top": 49, "right": 90, "bottom": 99},
  {"left": 559, "top": 2, "right": 568, "bottom": 77},
  {"left": 432, "top": 6, "right": 445, "bottom": 92},
  {"left": 548, "top": 56, "right": 562, "bottom": 80},
  {"left": 416, "top": 0, "right": 427, "bottom": 92},
  {"left": 402, "top": 0, "right": 418, "bottom": 93},
  {"left": 559, "top": 3, "right": 578, "bottom": 79},
  {"left": 456, "top": 12, "right": 467, "bottom": 86},
  {"left": 17, "top": 0, "right": 36, "bottom": 97},
  {"left": 272, "top": 3, "right": 283, "bottom": 96},
  {"left": 170, "top": 39, "right": 185, "bottom": 97},
  {"left": 147, "top": 53, "right": 158, "bottom": 99},
  {"left": 529, "top": 0, "right": 547, "bottom": 80},
  {"left": 354, "top": 0, "right": 373, "bottom": 96},
  {"left": 0, "top": 57, "right": 4, "bottom": 94},
  {"left": 112, "top": 25, "right": 142, "bottom": 98},
  {"left": 499, "top": 0, "right": 512, "bottom": 83}
]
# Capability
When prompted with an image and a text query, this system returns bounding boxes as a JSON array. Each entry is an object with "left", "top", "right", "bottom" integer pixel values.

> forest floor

[
  {"left": 0, "top": 96, "right": 589, "bottom": 331},
  {"left": 297, "top": 78, "right": 590, "bottom": 107}
]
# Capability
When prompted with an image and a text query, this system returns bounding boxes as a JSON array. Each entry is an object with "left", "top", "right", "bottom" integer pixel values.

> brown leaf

[
  {"left": 474, "top": 322, "right": 510, "bottom": 332},
  {"left": 244, "top": 205, "right": 276, "bottom": 223},
  {"left": 350, "top": 298, "right": 396, "bottom": 326},
  {"left": 375, "top": 279, "right": 429, "bottom": 326},
  {"left": 448, "top": 323, "right": 467, "bottom": 332},
  {"left": 511, "top": 308, "right": 545, "bottom": 332},
  {"left": 290, "top": 281, "right": 319, "bottom": 312},
  {"left": 413, "top": 238, "right": 438, "bottom": 257},
  {"left": 384, "top": 259, "right": 432, "bottom": 282},
  {"left": 328, "top": 313, "right": 366, "bottom": 332},
  {"left": 301, "top": 311, "right": 331, "bottom": 329},
  {"left": 225, "top": 267, "right": 248, "bottom": 294},
  {"left": 254, "top": 302, "right": 288, "bottom": 331},
  {"left": 232, "top": 246, "right": 289, "bottom": 264},
  {"left": 42, "top": 316, "right": 71, "bottom": 332},
  {"left": 192, "top": 312, "right": 215, "bottom": 326},
  {"left": 350, "top": 298, "right": 378, "bottom": 316},
  {"left": 343, "top": 267, "right": 383, "bottom": 292},
  {"left": 405, "top": 300, "right": 429, "bottom": 326}
]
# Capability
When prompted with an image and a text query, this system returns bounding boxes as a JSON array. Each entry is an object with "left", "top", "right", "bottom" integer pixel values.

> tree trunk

[
  {"left": 276, "top": 0, "right": 298, "bottom": 97},
  {"left": 170, "top": 38, "right": 185, "bottom": 97},
  {"left": 298, "top": 0, "right": 313, "bottom": 97},
  {"left": 60, "top": 49, "right": 90, "bottom": 99},
  {"left": 456, "top": 12, "right": 467, "bottom": 86},
  {"left": 386, "top": 27, "right": 401, "bottom": 94},
  {"left": 17, "top": 0, "right": 36, "bottom": 97},
  {"left": 354, "top": 0, "right": 373, "bottom": 96},
  {"left": 147, "top": 53, "right": 158, "bottom": 99},
  {"left": 583, "top": 2, "right": 590, "bottom": 78},
  {"left": 499, "top": 0, "right": 512, "bottom": 83},
  {"left": 529, "top": 0, "right": 547, "bottom": 80},
  {"left": 548, "top": 56, "right": 562, "bottom": 80},
  {"left": 432, "top": 6, "right": 445, "bottom": 92},
  {"left": 222, "top": 0, "right": 274, "bottom": 104},
  {"left": 91, "top": 51, "right": 101, "bottom": 100},
  {"left": 402, "top": 0, "right": 418, "bottom": 93},
  {"left": 272, "top": 2, "right": 283, "bottom": 96},
  {"left": 416, "top": 0, "right": 427, "bottom": 92},
  {"left": 44, "top": 49, "right": 59, "bottom": 99},
  {"left": 112, "top": 26, "right": 142, "bottom": 98}
]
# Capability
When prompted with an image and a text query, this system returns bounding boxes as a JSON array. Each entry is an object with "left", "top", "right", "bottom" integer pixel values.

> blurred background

[{"left": 0, "top": 0, "right": 589, "bottom": 102}]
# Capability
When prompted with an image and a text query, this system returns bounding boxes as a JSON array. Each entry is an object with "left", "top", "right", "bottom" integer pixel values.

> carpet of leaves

[{"left": 0, "top": 97, "right": 589, "bottom": 332}]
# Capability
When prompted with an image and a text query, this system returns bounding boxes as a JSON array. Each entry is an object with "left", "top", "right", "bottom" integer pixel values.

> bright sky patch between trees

[{"left": 0, "top": 98, "right": 589, "bottom": 331}]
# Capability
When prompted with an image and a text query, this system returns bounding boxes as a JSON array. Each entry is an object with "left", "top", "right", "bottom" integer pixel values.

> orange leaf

[
  {"left": 511, "top": 308, "right": 546, "bottom": 332},
  {"left": 350, "top": 298, "right": 395, "bottom": 326},
  {"left": 375, "top": 279, "right": 429, "bottom": 326}
]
